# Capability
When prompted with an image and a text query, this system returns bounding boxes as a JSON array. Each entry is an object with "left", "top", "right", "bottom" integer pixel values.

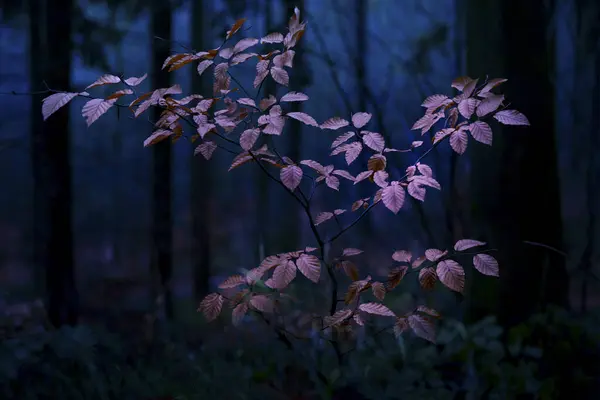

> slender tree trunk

[
  {"left": 150, "top": 0, "right": 174, "bottom": 319},
  {"left": 190, "top": 0, "right": 212, "bottom": 303},
  {"left": 30, "top": 0, "right": 78, "bottom": 327},
  {"left": 466, "top": 0, "right": 568, "bottom": 325}
]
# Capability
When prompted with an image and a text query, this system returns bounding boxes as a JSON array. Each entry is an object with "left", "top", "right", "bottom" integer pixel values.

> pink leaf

[
  {"left": 425, "top": 248, "right": 447, "bottom": 261},
  {"left": 296, "top": 254, "right": 321, "bottom": 283},
  {"left": 436, "top": 259, "right": 465, "bottom": 293},
  {"left": 250, "top": 294, "right": 275, "bottom": 312},
  {"left": 270, "top": 67, "right": 289, "bottom": 86},
  {"left": 198, "top": 293, "right": 224, "bottom": 322},
  {"left": 371, "top": 282, "right": 386, "bottom": 301},
  {"left": 287, "top": 112, "right": 319, "bottom": 127},
  {"left": 382, "top": 182, "right": 405, "bottom": 214},
  {"left": 281, "top": 165, "right": 303, "bottom": 191},
  {"left": 408, "top": 314, "right": 435, "bottom": 342},
  {"left": 41, "top": 92, "right": 78, "bottom": 120},
  {"left": 261, "top": 32, "right": 284, "bottom": 43},
  {"left": 266, "top": 260, "right": 297, "bottom": 289},
  {"left": 358, "top": 302, "right": 395, "bottom": 317},
  {"left": 473, "top": 254, "right": 499, "bottom": 276},
  {"left": 454, "top": 239, "right": 486, "bottom": 251},
  {"left": 321, "top": 117, "right": 349, "bottom": 130},
  {"left": 232, "top": 302, "right": 248, "bottom": 326},
  {"left": 476, "top": 94, "right": 504, "bottom": 117},
  {"left": 315, "top": 211, "right": 334, "bottom": 225},
  {"left": 325, "top": 175, "right": 340, "bottom": 191},
  {"left": 392, "top": 250, "right": 412, "bottom": 262},
  {"left": 280, "top": 91, "right": 309, "bottom": 102},
  {"left": 469, "top": 121, "right": 493, "bottom": 145},
  {"left": 85, "top": 74, "right": 121, "bottom": 89},
  {"left": 218, "top": 275, "right": 246, "bottom": 289},
  {"left": 362, "top": 131, "right": 385, "bottom": 152},
  {"left": 458, "top": 98, "right": 480, "bottom": 119},
  {"left": 331, "top": 131, "right": 355, "bottom": 148},
  {"left": 124, "top": 73, "right": 147, "bottom": 86},
  {"left": 240, "top": 128, "right": 260, "bottom": 150},
  {"left": 421, "top": 94, "right": 449, "bottom": 109},
  {"left": 407, "top": 181, "right": 426, "bottom": 201},
  {"left": 493, "top": 110, "right": 530, "bottom": 126},
  {"left": 233, "top": 37, "right": 259, "bottom": 53},
  {"left": 449, "top": 129, "right": 468, "bottom": 154},
  {"left": 351, "top": 112, "right": 372, "bottom": 128},
  {"left": 237, "top": 97, "right": 257, "bottom": 108},
  {"left": 197, "top": 60, "right": 214, "bottom": 76},
  {"left": 82, "top": 98, "right": 117, "bottom": 126},
  {"left": 194, "top": 141, "right": 218, "bottom": 160},
  {"left": 342, "top": 248, "right": 363, "bottom": 257}
]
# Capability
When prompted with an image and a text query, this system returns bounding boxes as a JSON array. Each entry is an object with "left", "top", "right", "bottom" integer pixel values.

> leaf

[
  {"left": 362, "top": 131, "right": 385, "bottom": 152},
  {"left": 425, "top": 248, "right": 447, "bottom": 261},
  {"left": 382, "top": 182, "right": 405, "bottom": 214},
  {"left": 469, "top": 121, "right": 493, "bottom": 145},
  {"left": 368, "top": 154, "right": 387, "bottom": 172},
  {"left": 106, "top": 89, "right": 134, "bottom": 100},
  {"left": 287, "top": 112, "right": 318, "bottom": 127},
  {"left": 239, "top": 128, "right": 260, "bottom": 150},
  {"left": 476, "top": 94, "right": 504, "bottom": 117},
  {"left": 342, "top": 248, "right": 363, "bottom": 257},
  {"left": 330, "top": 132, "right": 354, "bottom": 149},
  {"left": 436, "top": 259, "right": 465, "bottom": 293},
  {"left": 419, "top": 267, "right": 437, "bottom": 290},
  {"left": 358, "top": 302, "right": 395, "bottom": 317},
  {"left": 458, "top": 98, "right": 479, "bottom": 119},
  {"left": 218, "top": 275, "right": 246, "bottom": 289},
  {"left": 237, "top": 97, "right": 257, "bottom": 108},
  {"left": 296, "top": 254, "right": 321, "bottom": 283},
  {"left": 394, "top": 317, "right": 409, "bottom": 337},
  {"left": 82, "top": 98, "right": 117, "bottom": 126},
  {"left": 197, "top": 60, "right": 214, "bottom": 77},
  {"left": 454, "top": 239, "right": 486, "bottom": 251},
  {"left": 198, "top": 293, "right": 224, "bottom": 322},
  {"left": 416, "top": 305, "right": 441, "bottom": 318},
  {"left": 281, "top": 165, "right": 303, "bottom": 191},
  {"left": 371, "top": 282, "right": 386, "bottom": 301},
  {"left": 480, "top": 78, "right": 507, "bottom": 94},
  {"left": 124, "top": 73, "right": 147, "bottom": 86},
  {"left": 323, "top": 309, "right": 352, "bottom": 328},
  {"left": 266, "top": 260, "right": 297, "bottom": 289},
  {"left": 261, "top": 32, "right": 284, "bottom": 43},
  {"left": 387, "top": 266, "right": 408, "bottom": 289},
  {"left": 421, "top": 94, "right": 449, "bottom": 109},
  {"left": 407, "top": 181, "right": 426, "bottom": 201},
  {"left": 333, "top": 169, "right": 355, "bottom": 182},
  {"left": 392, "top": 250, "right": 412, "bottom": 262},
  {"left": 280, "top": 91, "right": 308, "bottom": 102},
  {"left": 373, "top": 171, "right": 389, "bottom": 188},
  {"left": 85, "top": 74, "right": 121, "bottom": 89},
  {"left": 144, "top": 129, "right": 173, "bottom": 147},
  {"left": 451, "top": 76, "right": 474, "bottom": 91},
  {"left": 315, "top": 211, "right": 334, "bottom": 225},
  {"left": 351, "top": 112, "right": 372, "bottom": 128},
  {"left": 341, "top": 260, "right": 359, "bottom": 281},
  {"left": 270, "top": 67, "right": 289, "bottom": 86},
  {"left": 493, "top": 110, "right": 530, "bottom": 126},
  {"left": 232, "top": 302, "right": 248, "bottom": 326},
  {"left": 449, "top": 130, "right": 468, "bottom": 154},
  {"left": 473, "top": 254, "right": 499, "bottom": 276},
  {"left": 194, "top": 141, "right": 218, "bottom": 160},
  {"left": 342, "top": 142, "right": 363, "bottom": 165},
  {"left": 250, "top": 295, "right": 274, "bottom": 313},
  {"left": 408, "top": 314, "right": 435, "bottom": 342},
  {"left": 321, "top": 117, "right": 349, "bottom": 130},
  {"left": 325, "top": 175, "right": 340, "bottom": 191},
  {"left": 41, "top": 92, "right": 78, "bottom": 120},
  {"left": 227, "top": 18, "right": 246, "bottom": 39},
  {"left": 233, "top": 37, "right": 259, "bottom": 53}
]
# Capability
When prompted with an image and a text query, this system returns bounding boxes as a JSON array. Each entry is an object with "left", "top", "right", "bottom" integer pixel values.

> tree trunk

[
  {"left": 190, "top": 0, "right": 212, "bottom": 303},
  {"left": 466, "top": 0, "right": 568, "bottom": 325},
  {"left": 30, "top": 0, "right": 78, "bottom": 327},
  {"left": 150, "top": 0, "right": 174, "bottom": 320}
]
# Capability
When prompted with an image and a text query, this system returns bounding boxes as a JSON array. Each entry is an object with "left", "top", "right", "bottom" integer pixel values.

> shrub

[{"left": 41, "top": 5, "right": 530, "bottom": 378}]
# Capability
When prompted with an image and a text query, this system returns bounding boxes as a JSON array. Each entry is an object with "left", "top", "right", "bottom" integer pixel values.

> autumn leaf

[
  {"left": 124, "top": 73, "right": 147, "bottom": 86},
  {"left": 281, "top": 165, "right": 303, "bottom": 191},
  {"left": 42, "top": 92, "right": 79, "bottom": 120},
  {"left": 331, "top": 132, "right": 355, "bottom": 148},
  {"left": 287, "top": 112, "right": 318, "bottom": 127},
  {"left": 198, "top": 293, "right": 224, "bottom": 322},
  {"left": 280, "top": 91, "right": 309, "bottom": 102},
  {"left": 419, "top": 267, "right": 437, "bottom": 290},
  {"left": 351, "top": 112, "right": 372, "bottom": 128},
  {"left": 194, "top": 141, "right": 218, "bottom": 160},
  {"left": 261, "top": 32, "right": 284, "bottom": 43},
  {"left": 362, "top": 131, "right": 385, "bottom": 152},
  {"left": 342, "top": 248, "right": 363, "bottom": 257},
  {"left": 387, "top": 266, "right": 408, "bottom": 290},
  {"left": 473, "top": 254, "right": 499, "bottom": 276},
  {"left": 227, "top": 18, "right": 246, "bottom": 39},
  {"left": 469, "top": 121, "right": 493, "bottom": 145},
  {"left": 421, "top": 94, "right": 449, "bottom": 109},
  {"left": 450, "top": 129, "right": 468, "bottom": 154},
  {"left": 408, "top": 314, "right": 435, "bottom": 342},
  {"left": 454, "top": 239, "right": 486, "bottom": 251},
  {"left": 340, "top": 260, "right": 359, "bottom": 281},
  {"left": 392, "top": 250, "right": 412, "bottom": 262},
  {"left": 416, "top": 305, "right": 441, "bottom": 318},
  {"left": 321, "top": 117, "right": 349, "bottom": 130},
  {"left": 476, "top": 94, "right": 504, "bottom": 117},
  {"left": 315, "top": 211, "right": 334, "bottom": 226},
  {"left": 323, "top": 309, "right": 352, "bottom": 328},
  {"left": 296, "top": 254, "right": 321, "bottom": 283},
  {"left": 240, "top": 128, "right": 260, "bottom": 150},
  {"left": 371, "top": 282, "right": 386, "bottom": 301},
  {"left": 250, "top": 295, "right": 274, "bottom": 313},
  {"left": 265, "top": 260, "right": 297, "bottom": 289},
  {"left": 382, "top": 182, "right": 405, "bottom": 214},
  {"left": 232, "top": 302, "right": 248, "bottom": 326},
  {"left": 394, "top": 317, "right": 410, "bottom": 337},
  {"left": 493, "top": 110, "right": 530, "bottom": 126},
  {"left": 358, "top": 302, "right": 395, "bottom": 317},
  {"left": 218, "top": 275, "right": 246, "bottom": 289},
  {"left": 86, "top": 74, "right": 121, "bottom": 89},
  {"left": 436, "top": 259, "right": 465, "bottom": 293}
]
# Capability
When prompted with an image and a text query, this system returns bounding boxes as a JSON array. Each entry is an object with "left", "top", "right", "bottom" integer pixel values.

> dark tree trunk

[
  {"left": 150, "top": 0, "right": 174, "bottom": 319},
  {"left": 190, "top": 0, "right": 212, "bottom": 303},
  {"left": 466, "top": 0, "right": 568, "bottom": 325},
  {"left": 30, "top": 0, "right": 78, "bottom": 327}
]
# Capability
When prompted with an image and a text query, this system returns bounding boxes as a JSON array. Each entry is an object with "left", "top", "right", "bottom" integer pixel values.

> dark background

[{"left": 0, "top": 0, "right": 599, "bottom": 399}]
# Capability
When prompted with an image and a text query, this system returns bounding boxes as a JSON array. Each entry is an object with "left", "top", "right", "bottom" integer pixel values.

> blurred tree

[
  {"left": 150, "top": 0, "right": 174, "bottom": 320},
  {"left": 29, "top": 0, "right": 78, "bottom": 327},
  {"left": 190, "top": 0, "right": 212, "bottom": 303},
  {"left": 466, "top": 0, "right": 568, "bottom": 326}
]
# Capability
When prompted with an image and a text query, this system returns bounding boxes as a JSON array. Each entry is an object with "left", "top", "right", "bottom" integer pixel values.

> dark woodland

[{"left": 1, "top": 0, "right": 600, "bottom": 398}]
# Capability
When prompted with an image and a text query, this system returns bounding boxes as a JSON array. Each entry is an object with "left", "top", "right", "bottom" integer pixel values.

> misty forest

[{"left": 1, "top": 0, "right": 600, "bottom": 398}]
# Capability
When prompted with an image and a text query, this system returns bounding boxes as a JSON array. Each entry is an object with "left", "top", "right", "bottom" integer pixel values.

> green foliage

[{"left": 1, "top": 309, "right": 598, "bottom": 399}]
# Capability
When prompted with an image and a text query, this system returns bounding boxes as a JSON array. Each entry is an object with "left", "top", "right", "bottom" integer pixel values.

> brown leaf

[
  {"left": 358, "top": 302, "right": 395, "bottom": 317},
  {"left": 340, "top": 260, "right": 359, "bottom": 281},
  {"left": 218, "top": 275, "right": 246, "bottom": 289},
  {"left": 85, "top": 74, "right": 121, "bottom": 89},
  {"left": 387, "top": 266, "right": 408, "bottom": 290},
  {"left": 194, "top": 141, "right": 218, "bottom": 160},
  {"left": 198, "top": 293, "right": 224, "bottom": 322},
  {"left": 265, "top": 260, "right": 297, "bottom": 289},
  {"left": 419, "top": 267, "right": 437, "bottom": 290},
  {"left": 296, "top": 254, "right": 321, "bottom": 283},
  {"left": 226, "top": 18, "right": 246, "bottom": 39},
  {"left": 436, "top": 259, "right": 465, "bottom": 293},
  {"left": 394, "top": 317, "right": 410, "bottom": 337},
  {"left": 371, "top": 282, "right": 386, "bottom": 301}
]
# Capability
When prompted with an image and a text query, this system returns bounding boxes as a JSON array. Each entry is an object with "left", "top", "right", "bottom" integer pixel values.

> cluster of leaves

[{"left": 41, "top": 8, "right": 529, "bottom": 348}]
